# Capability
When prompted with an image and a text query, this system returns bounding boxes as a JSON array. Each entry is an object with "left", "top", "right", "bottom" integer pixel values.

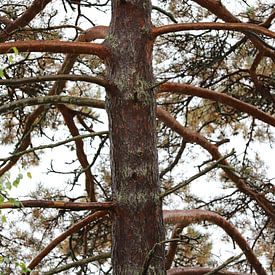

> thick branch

[
  {"left": 27, "top": 211, "right": 108, "bottom": 272},
  {"left": 0, "top": 0, "right": 53, "bottom": 41},
  {"left": 0, "top": 200, "right": 114, "bottom": 210},
  {"left": 153, "top": 22, "right": 275, "bottom": 39},
  {"left": 158, "top": 82, "right": 275, "bottom": 127},
  {"left": 0, "top": 74, "right": 109, "bottom": 87},
  {"left": 163, "top": 209, "right": 267, "bottom": 275},
  {"left": 0, "top": 40, "right": 108, "bottom": 59},
  {"left": 165, "top": 224, "right": 184, "bottom": 270},
  {"left": 58, "top": 104, "right": 96, "bottom": 201},
  {"left": 192, "top": 0, "right": 275, "bottom": 58},
  {"left": 0, "top": 95, "right": 105, "bottom": 114},
  {"left": 167, "top": 267, "right": 249, "bottom": 275},
  {"left": 157, "top": 107, "right": 275, "bottom": 222}
]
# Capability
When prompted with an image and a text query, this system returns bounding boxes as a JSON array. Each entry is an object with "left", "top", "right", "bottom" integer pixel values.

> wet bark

[{"left": 105, "top": 0, "right": 165, "bottom": 274}]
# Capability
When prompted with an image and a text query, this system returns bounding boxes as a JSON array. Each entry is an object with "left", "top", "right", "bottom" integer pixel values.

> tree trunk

[{"left": 105, "top": 0, "right": 165, "bottom": 274}]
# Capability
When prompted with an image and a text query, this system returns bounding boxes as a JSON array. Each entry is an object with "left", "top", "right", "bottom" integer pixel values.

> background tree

[{"left": 0, "top": 0, "right": 274, "bottom": 274}]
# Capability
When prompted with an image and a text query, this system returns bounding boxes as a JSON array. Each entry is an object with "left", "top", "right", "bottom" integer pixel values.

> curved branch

[
  {"left": 0, "top": 74, "right": 109, "bottom": 87},
  {"left": 0, "top": 96, "right": 105, "bottom": 115},
  {"left": 0, "top": 200, "right": 114, "bottom": 210},
  {"left": 163, "top": 209, "right": 267, "bottom": 275},
  {"left": 192, "top": 0, "right": 275, "bottom": 57},
  {"left": 153, "top": 22, "right": 275, "bottom": 39},
  {"left": 27, "top": 210, "right": 108, "bottom": 272},
  {"left": 0, "top": 40, "right": 108, "bottom": 59},
  {"left": 157, "top": 107, "right": 275, "bottom": 222},
  {"left": 158, "top": 82, "right": 275, "bottom": 127},
  {"left": 167, "top": 267, "right": 249, "bottom": 275},
  {"left": 192, "top": 0, "right": 238, "bottom": 23},
  {"left": 58, "top": 104, "right": 96, "bottom": 201},
  {"left": 152, "top": 5, "right": 178, "bottom": 23}
]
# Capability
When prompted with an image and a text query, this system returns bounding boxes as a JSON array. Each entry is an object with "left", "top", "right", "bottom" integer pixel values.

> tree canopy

[{"left": 0, "top": 0, "right": 274, "bottom": 274}]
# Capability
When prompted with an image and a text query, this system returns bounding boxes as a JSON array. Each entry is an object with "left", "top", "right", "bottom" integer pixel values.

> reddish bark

[
  {"left": 153, "top": 22, "right": 275, "bottom": 39},
  {"left": 0, "top": 40, "right": 108, "bottom": 59},
  {"left": 59, "top": 104, "right": 96, "bottom": 201},
  {"left": 105, "top": 0, "right": 165, "bottom": 273},
  {"left": 165, "top": 224, "right": 184, "bottom": 270}
]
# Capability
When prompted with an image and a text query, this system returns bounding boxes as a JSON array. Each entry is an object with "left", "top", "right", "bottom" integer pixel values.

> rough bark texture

[{"left": 105, "top": 0, "right": 165, "bottom": 274}]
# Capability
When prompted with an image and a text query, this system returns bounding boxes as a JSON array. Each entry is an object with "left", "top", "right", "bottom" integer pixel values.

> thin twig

[
  {"left": 204, "top": 253, "right": 243, "bottom": 275},
  {"left": 160, "top": 150, "right": 235, "bottom": 198},
  {"left": 0, "top": 131, "right": 108, "bottom": 162}
]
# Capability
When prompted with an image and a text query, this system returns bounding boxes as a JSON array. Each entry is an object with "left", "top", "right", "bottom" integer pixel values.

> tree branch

[
  {"left": 163, "top": 209, "right": 267, "bottom": 275},
  {"left": 0, "top": 0, "right": 53, "bottom": 41},
  {"left": 27, "top": 210, "right": 108, "bottom": 272},
  {"left": 158, "top": 82, "right": 275, "bottom": 127},
  {"left": 204, "top": 253, "right": 243, "bottom": 275},
  {"left": 0, "top": 25, "right": 107, "bottom": 176},
  {"left": 157, "top": 107, "right": 275, "bottom": 222},
  {"left": 160, "top": 151, "right": 235, "bottom": 198},
  {"left": 165, "top": 224, "right": 184, "bottom": 270},
  {"left": 0, "top": 96, "right": 105, "bottom": 115},
  {"left": 0, "top": 131, "right": 108, "bottom": 161},
  {"left": 0, "top": 40, "right": 108, "bottom": 59},
  {"left": 0, "top": 200, "right": 114, "bottom": 210},
  {"left": 167, "top": 267, "right": 249, "bottom": 275},
  {"left": 192, "top": 0, "right": 275, "bottom": 58},
  {"left": 43, "top": 252, "right": 111, "bottom": 275},
  {"left": 58, "top": 104, "right": 96, "bottom": 201},
  {"left": 153, "top": 22, "right": 275, "bottom": 39},
  {"left": 0, "top": 74, "right": 109, "bottom": 88}
]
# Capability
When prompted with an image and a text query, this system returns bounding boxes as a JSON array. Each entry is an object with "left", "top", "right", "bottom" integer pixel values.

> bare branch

[
  {"left": 0, "top": 0, "right": 53, "bottom": 41},
  {"left": 204, "top": 253, "right": 243, "bottom": 275},
  {"left": 0, "top": 40, "right": 108, "bottom": 59},
  {"left": 0, "top": 96, "right": 105, "bottom": 115},
  {"left": 163, "top": 209, "right": 267, "bottom": 275},
  {"left": 167, "top": 267, "right": 249, "bottom": 275},
  {"left": 0, "top": 200, "right": 114, "bottom": 211},
  {"left": 153, "top": 22, "right": 275, "bottom": 39},
  {"left": 0, "top": 74, "right": 109, "bottom": 88},
  {"left": 192, "top": 0, "right": 275, "bottom": 57},
  {"left": 157, "top": 107, "right": 275, "bottom": 222},
  {"left": 0, "top": 26, "right": 108, "bottom": 176},
  {"left": 160, "top": 151, "right": 235, "bottom": 198},
  {"left": 158, "top": 82, "right": 275, "bottom": 127},
  {"left": 27, "top": 211, "right": 108, "bottom": 272},
  {"left": 0, "top": 131, "right": 108, "bottom": 162},
  {"left": 43, "top": 252, "right": 111, "bottom": 275}
]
